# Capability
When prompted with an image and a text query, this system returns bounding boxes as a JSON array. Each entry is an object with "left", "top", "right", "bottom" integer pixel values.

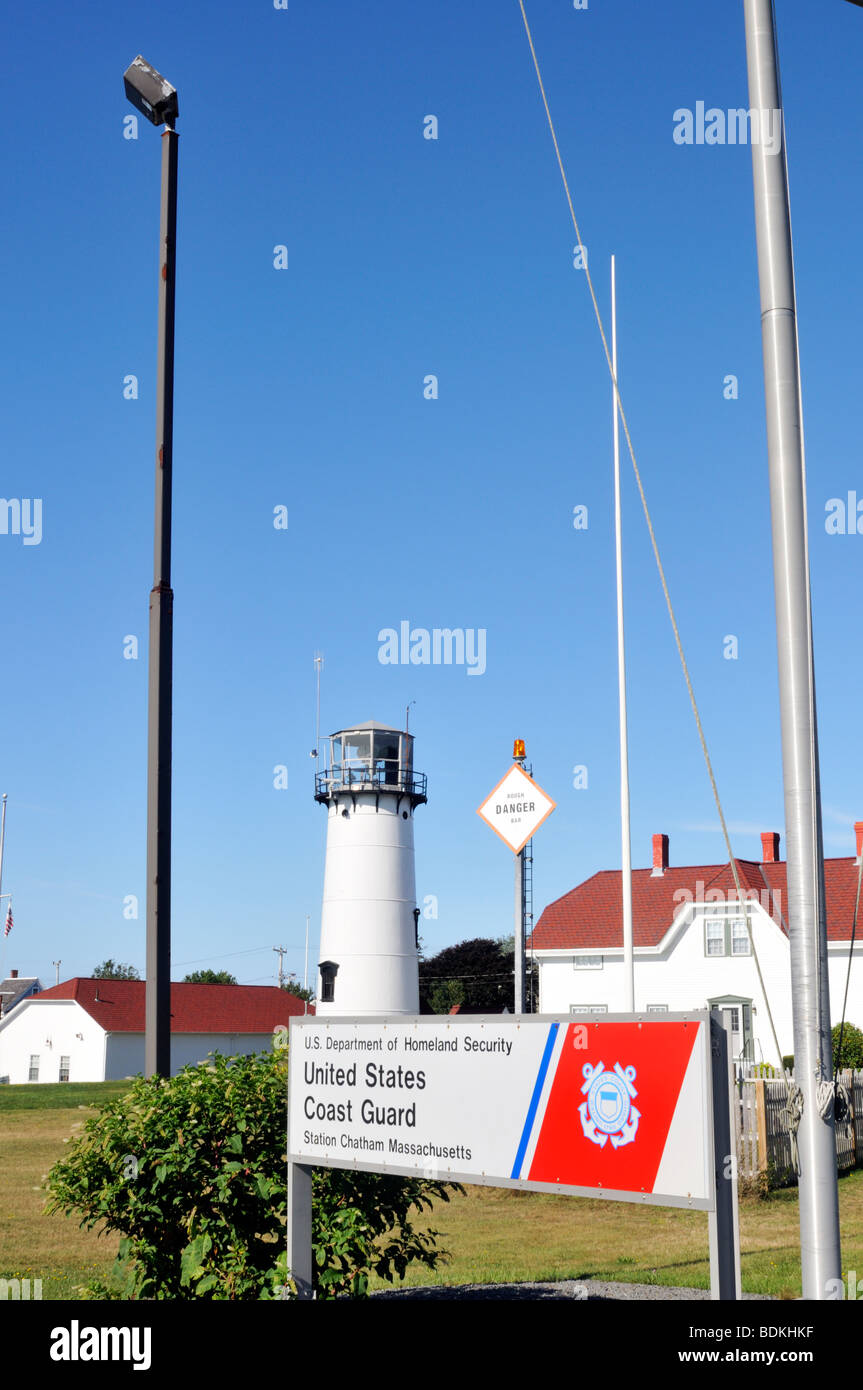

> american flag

[{"left": 3, "top": 904, "right": 11, "bottom": 938}]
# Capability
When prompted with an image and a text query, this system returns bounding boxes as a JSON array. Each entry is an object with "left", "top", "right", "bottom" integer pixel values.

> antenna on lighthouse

[{"left": 311, "top": 652, "right": 323, "bottom": 765}]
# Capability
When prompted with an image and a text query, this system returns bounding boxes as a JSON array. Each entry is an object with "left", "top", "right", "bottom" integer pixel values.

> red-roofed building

[
  {"left": 0, "top": 979, "right": 312, "bottom": 1084},
  {"left": 530, "top": 827, "right": 863, "bottom": 1066}
]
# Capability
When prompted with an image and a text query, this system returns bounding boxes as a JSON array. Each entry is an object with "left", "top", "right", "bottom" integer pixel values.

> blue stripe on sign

[{"left": 510, "top": 1022, "right": 560, "bottom": 1180}]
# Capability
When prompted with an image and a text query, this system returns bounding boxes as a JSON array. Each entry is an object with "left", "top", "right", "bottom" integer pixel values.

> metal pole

[
  {"left": 0, "top": 796, "right": 7, "bottom": 984},
  {"left": 514, "top": 848, "right": 524, "bottom": 1014},
  {"left": 743, "top": 0, "right": 840, "bottom": 1296},
  {"left": 612, "top": 257, "right": 634, "bottom": 1012},
  {"left": 708, "top": 1010, "right": 742, "bottom": 1300},
  {"left": 0, "top": 795, "right": 7, "bottom": 926},
  {"left": 513, "top": 746, "right": 527, "bottom": 1015},
  {"left": 286, "top": 1161, "right": 314, "bottom": 1299},
  {"left": 304, "top": 914, "right": 310, "bottom": 1014},
  {"left": 145, "top": 123, "right": 178, "bottom": 1080}
]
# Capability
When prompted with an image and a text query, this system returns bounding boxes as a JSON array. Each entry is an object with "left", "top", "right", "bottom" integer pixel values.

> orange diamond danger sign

[{"left": 477, "top": 765, "right": 556, "bottom": 853}]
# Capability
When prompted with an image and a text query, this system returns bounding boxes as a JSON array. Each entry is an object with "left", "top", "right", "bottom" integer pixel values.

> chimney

[
  {"left": 761, "top": 831, "right": 780, "bottom": 863},
  {"left": 10, "top": 969, "right": 17, "bottom": 979},
  {"left": 651, "top": 833, "right": 669, "bottom": 876},
  {"left": 856, "top": 822, "right": 863, "bottom": 862}
]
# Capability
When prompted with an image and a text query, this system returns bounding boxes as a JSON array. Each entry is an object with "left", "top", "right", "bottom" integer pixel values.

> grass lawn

[
  {"left": 0, "top": 1081, "right": 132, "bottom": 1113},
  {"left": 369, "top": 1177, "right": 863, "bottom": 1296},
  {"left": 0, "top": 1081, "right": 133, "bottom": 1299},
  {"left": 3, "top": 1080, "right": 862, "bottom": 1299}
]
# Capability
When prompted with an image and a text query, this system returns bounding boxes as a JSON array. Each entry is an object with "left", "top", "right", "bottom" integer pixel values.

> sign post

[
  {"left": 286, "top": 1161, "right": 313, "bottom": 1301},
  {"left": 477, "top": 747, "right": 555, "bottom": 1013},
  {"left": 709, "top": 1009, "right": 742, "bottom": 1300}
]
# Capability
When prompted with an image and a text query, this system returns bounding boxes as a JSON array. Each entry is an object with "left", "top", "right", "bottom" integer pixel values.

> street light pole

[
  {"left": 742, "top": 0, "right": 840, "bottom": 1297},
  {"left": 124, "top": 57, "right": 179, "bottom": 1080}
]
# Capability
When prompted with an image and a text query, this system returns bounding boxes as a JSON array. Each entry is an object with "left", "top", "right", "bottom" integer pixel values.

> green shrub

[
  {"left": 45, "top": 1049, "right": 459, "bottom": 1300},
  {"left": 832, "top": 1023, "right": 863, "bottom": 1072}
]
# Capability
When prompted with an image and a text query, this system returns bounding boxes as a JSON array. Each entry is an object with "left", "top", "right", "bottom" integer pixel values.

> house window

[
  {"left": 704, "top": 913, "right": 752, "bottom": 957},
  {"left": 646, "top": 1004, "right": 668, "bottom": 1014},
  {"left": 28, "top": 1055, "right": 39, "bottom": 1082},
  {"left": 705, "top": 916, "right": 725, "bottom": 956},
  {"left": 730, "top": 918, "right": 751, "bottom": 956},
  {"left": 574, "top": 955, "right": 603, "bottom": 970},
  {"left": 570, "top": 1004, "right": 608, "bottom": 1015},
  {"left": 59, "top": 1056, "right": 70, "bottom": 1083}
]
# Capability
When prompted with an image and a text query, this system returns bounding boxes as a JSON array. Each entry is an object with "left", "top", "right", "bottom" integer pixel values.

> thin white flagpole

[
  {"left": 612, "top": 259, "right": 634, "bottom": 1011},
  {"left": 304, "top": 914, "right": 310, "bottom": 1015},
  {"left": 0, "top": 796, "right": 8, "bottom": 997},
  {"left": 0, "top": 795, "right": 7, "bottom": 909}
]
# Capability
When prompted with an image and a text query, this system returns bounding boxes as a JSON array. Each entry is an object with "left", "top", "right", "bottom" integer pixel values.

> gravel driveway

[{"left": 372, "top": 1278, "right": 775, "bottom": 1300}]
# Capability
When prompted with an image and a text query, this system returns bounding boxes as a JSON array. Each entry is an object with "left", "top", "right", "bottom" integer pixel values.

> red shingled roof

[
  {"left": 29, "top": 979, "right": 313, "bottom": 1032},
  {"left": 530, "top": 856, "right": 862, "bottom": 950}
]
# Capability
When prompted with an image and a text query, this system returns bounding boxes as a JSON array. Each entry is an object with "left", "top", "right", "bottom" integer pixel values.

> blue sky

[{"left": 2, "top": 0, "right": 863, "bottom": 989}]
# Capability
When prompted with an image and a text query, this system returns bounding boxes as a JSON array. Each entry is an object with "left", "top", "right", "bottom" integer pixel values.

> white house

[
  {"left": 0, "top": 978, "right": 311, "bottom": 1084},
  {"left": 531, "top": 828, "right": 863, "bottom": 1066}
]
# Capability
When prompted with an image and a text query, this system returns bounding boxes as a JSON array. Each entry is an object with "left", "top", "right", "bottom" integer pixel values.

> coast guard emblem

[{"left": 579, "top": 1061, "right": 640, "bottom": 1149}]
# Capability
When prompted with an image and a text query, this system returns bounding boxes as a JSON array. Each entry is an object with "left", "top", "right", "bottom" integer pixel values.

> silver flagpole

[
  {"left": 612, "top": 258, "right": 634, "bottom": 1011},
  {"left": 0, "top": 795, "right": 7, "bottom": 911},
  {"left": 743, "top": 0, "right": 840, "bottom": 1296},
  {"left": 0, "top": 796, "right": 8, "bottom": 992}
]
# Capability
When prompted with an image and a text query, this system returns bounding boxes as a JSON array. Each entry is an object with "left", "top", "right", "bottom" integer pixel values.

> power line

[{"left": 173, "top": 946, "right": 289, "bottom": 967}]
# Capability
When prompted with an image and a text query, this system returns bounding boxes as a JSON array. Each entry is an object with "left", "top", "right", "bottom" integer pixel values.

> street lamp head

[{"left": 123, "top": 55, "right": 178, "bottom": 128}]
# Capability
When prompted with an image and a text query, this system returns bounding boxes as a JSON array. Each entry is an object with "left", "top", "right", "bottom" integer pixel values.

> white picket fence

[{"left": 734, "top": 1063, "right": 863, "bottom": 1187}]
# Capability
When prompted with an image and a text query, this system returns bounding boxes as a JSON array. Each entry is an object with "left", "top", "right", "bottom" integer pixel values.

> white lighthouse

[{"left": 314, "top": 720, "right": 427, "bottom": 1016}]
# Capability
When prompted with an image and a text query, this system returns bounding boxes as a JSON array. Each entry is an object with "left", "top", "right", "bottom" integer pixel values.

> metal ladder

[{"left": 523, "top": 837, "right": 535, "bottom": 1011}]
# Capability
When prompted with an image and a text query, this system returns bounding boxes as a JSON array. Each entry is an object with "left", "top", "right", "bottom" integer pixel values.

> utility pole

[
  {"left": 743, "top": 0, "right": 840, "bottom": 1297},
  {"left": 273, "top": 945, "right": 288, "bottom": 989}
]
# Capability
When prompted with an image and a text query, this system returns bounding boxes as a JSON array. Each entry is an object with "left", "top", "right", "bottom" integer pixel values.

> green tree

[
  {"left": 281, "top": 979, "right": 315, "bottom": 1004},
  {"left": 832, "top": 1022, "right": 863, "bottom": 1071},
  {"left": 92, "top": 960, "right": 140, "bottom": 980},
  {"left": 183, "top": 970, "right": 238, "bottom": 985},
  {"left": 419, "top": 937, "right": 537, "bottom": 1013},
  {"left": 428, "top": 979, "right": 465, "bottom": 1014},
  {"left": 45, "top": 1049, "right": 458, "bottom": 1300}
]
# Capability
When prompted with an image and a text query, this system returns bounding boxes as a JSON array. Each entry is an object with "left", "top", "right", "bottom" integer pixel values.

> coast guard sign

[{"left": 288, "top": 1013, "right": 714, "bottom": 1208}]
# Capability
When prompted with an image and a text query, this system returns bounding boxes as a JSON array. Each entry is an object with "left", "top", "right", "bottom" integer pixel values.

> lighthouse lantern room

[{"left": 314, "top": 720, "right": 427, "bottom": 1016}]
